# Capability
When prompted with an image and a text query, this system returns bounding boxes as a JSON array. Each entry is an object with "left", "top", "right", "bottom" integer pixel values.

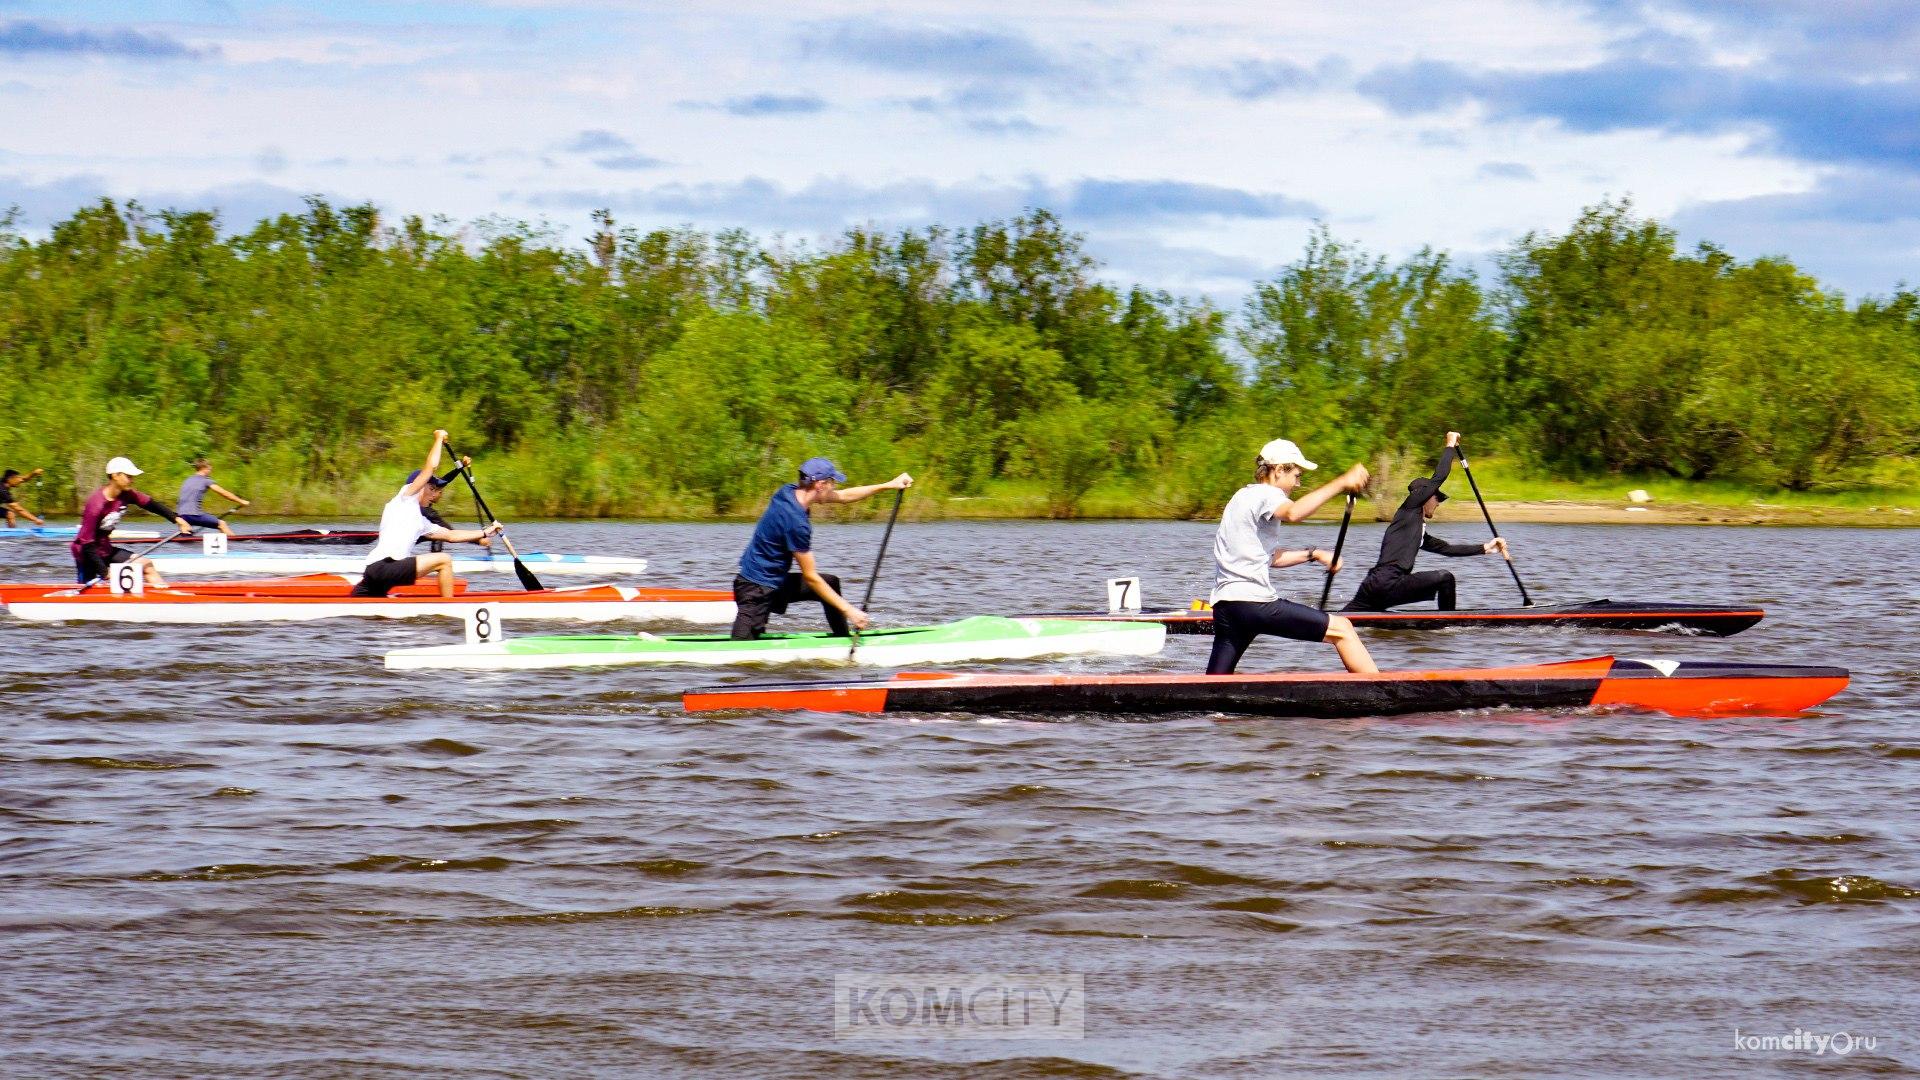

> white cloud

[{"left": 0, "top": 1, "right": 1908, "bottom": 298}]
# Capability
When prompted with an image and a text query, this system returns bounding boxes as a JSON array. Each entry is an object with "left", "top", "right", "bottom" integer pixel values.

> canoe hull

[
  {"left": 1028, "top": 600, "right": 1765, "bottom": 637},
  {"left": 147, "top": 552, "right": 649, "bottom": 576},
  {"left": 384, "top": 617, "right": 1166, "bottom": 670},
  {"left": 684, "top": 658, "right": 1848, "bottom": 720},
  {"left": 2, "top": 580, "right": 733, "bottom": 625}
]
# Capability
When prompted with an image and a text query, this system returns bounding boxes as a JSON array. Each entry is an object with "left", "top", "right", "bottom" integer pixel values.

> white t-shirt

[
  {"left": 1210, "top": 484, "right": 1293, "bottom": 604},
  {"left": 364, "top": 487, "right": 434, "bottom": 565}
]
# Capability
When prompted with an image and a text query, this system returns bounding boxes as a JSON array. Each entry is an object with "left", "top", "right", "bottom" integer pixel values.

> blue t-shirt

[
  {"left": 737, "top": 484, "right": 812, "bottom": 588},
  {"left": 178, "top": 474, "right": 214, "bottom": 516}
]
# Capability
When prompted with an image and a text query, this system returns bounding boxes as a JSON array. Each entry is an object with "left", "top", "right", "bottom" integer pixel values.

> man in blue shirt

[{"left": 732, "top": 457, "right": 913, "bottom": 640}]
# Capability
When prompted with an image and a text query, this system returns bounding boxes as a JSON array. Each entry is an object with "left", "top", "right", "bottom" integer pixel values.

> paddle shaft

[
  {"left": 849, "top": 487, "right": 907, "bottom": 659},
  {"left": 443, "top": 442, "right": 543, "bottom": 591},
  {"left": 1317, "top": 493, "right": 1356, "bottom": 611},
  {"left": 1456, "top": 449, "right": 1532, "bottom": 606}
]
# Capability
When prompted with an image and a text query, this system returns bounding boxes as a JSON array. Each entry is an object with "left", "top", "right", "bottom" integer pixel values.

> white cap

[
  {"left": 1257, "top": 439, "right": 1316, "bottom": 471},
  {"left": 104, "top": 456, "right": 143, "bottom": 477}
]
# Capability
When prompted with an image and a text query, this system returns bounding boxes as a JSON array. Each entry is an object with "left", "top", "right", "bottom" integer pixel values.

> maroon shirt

[{"left": 71, "top": 487, "right": 176, "bottom": 561}]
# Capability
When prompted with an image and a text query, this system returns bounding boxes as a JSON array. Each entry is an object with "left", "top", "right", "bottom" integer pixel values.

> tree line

[{"left": 0, "top": 197, "right": 1914, "bottom": 520}]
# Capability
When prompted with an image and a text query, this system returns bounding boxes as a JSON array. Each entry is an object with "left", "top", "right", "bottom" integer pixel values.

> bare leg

[
  {"left": 136, "top": 557, "right": 168, "bottom": 590},
  {"left": 1324, "top": 615, "right": 1378, "bottom": 674},
  {"left": 415, "top": 552, "right": 457, "bottom": 598},
  {"left": 219, "top": 520, "right": 237, "bottom": 537}
]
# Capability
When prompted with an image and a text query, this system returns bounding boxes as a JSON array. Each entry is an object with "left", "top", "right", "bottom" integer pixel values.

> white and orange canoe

[{"left": 0, "top": 574, "right": 734, "bottom": 625}]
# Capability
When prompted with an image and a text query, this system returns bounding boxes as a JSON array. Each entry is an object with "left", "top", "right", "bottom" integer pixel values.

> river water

[{"left": 2, "top": 520, "right": 1915, "bottom": 1077}]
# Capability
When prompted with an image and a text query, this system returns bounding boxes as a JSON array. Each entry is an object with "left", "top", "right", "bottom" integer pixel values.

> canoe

[
  {"left": 153, "top": 528, "right": 381, "bottom": 546},
  {"left": 1028, "top": 599, "right": 1765, "bottom": 637},
  {"left": 683, "top": 657, "right": 1849, "bottom": 720},
  {"left": 0, "top": 526, "right": 159, "bottom": 540},
  {"left": 148, "top": 550, "right": 649, "bottom": 577},
  {"left": 384, "top": 616, "right": 1167, "bottom": 671},
  {"left": 0, "top": 574, "right": 733, "bottom": 624}
]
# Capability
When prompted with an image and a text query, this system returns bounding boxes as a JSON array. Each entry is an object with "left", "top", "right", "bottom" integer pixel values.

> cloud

[
  {"left": 1475, "top": 161, "right": 1535, "bottom": 181},
  {"left": 0, "top": 20, "right": 210, "bottom": 59},
  {"left": 560, "top": 129, "right": 633, "bottom": 154},
  {"left": 723, "top": 93, "right": 827, "bottom": 117},
  {"left": 592, "top": 154, "right": 664, "bottom": 171},
  {"left": 1670, "top": 169, "right": 1920, "bottom": 295},
  {"left": 962, "top": 116, "right": 1047, "bottom": 137},
  {"left": 0, "top": 174, "right": 314, "bottom": 232},
  {"left": 1066, "top": 180, "right": 1320, "bottom": 220},
  {"left": 1194, "top": 57, "right": 1347, "bottom": 101},
  {"left": 1355, "top": 57, "right": 1920, "bottom": 172},
  {"left": 902, "top": 85, "right": 1042, "bottom": 136},
  {"left": 516, "top": 175, "right": 1320, "bottom": 232},
  {"left": 801, "top": 19, "right": 1062, "bottom": 80}
]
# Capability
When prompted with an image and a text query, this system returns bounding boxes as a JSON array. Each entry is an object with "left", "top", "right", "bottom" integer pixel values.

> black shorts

[
  {"left": 731, "top": 572, "right": 847, "bottom": 639},
  {"left": 179, "top": 512, "right": 225, "bottom": 529},
  {"left": 352, "top": 556, "right": 419, "bottom": 597},
  {"left": 1206, "top": 597, "right": 1332, "bottom": 675},
  {"left": 76, "top": 546, "right": 135, "bottom": 583}
]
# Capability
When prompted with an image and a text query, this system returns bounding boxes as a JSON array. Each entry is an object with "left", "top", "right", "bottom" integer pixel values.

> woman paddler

[{"left": 1206, "top": 438, "right": 1377, "bottom": 675}]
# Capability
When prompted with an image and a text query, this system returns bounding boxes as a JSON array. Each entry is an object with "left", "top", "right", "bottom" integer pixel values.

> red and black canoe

[
  {"left": 154, "top": 528, "right": 379, "bottom": 546},
  {"left": 1027, "top": 599, "right": 1764, "bottom": 637},
  {"left": 683, "top": 656, "right": 1847, "bottom": 720}
]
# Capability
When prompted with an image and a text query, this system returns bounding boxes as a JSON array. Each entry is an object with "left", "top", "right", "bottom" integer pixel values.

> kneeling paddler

[{"left": 1343, "top": 431, "right": 1507, "bottom": 612}]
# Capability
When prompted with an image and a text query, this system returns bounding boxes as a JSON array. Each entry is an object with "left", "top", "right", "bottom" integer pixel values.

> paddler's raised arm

[
  {"left": 403, "top": 430, "right": 449, "bottom": 497},
  {"left": 819, "top": 472, "right": 913, "bottom": 505},
  {"left": 1280, "top": 463, "right": 1369, "bottom": 523}
]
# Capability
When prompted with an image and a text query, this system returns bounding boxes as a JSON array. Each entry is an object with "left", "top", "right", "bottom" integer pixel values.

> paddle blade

[{"left": 512, "top": 558, "right": 544, "bottom": 592}]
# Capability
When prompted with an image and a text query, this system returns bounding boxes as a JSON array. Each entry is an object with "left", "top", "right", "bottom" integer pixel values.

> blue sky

[{"left": 1, "top": 0, "right": 1915, "bottom": 301}]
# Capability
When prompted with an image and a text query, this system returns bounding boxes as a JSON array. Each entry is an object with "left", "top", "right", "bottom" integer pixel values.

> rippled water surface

[{"left": 3, "top": 520, "right": 1916, "bottom": 1077}]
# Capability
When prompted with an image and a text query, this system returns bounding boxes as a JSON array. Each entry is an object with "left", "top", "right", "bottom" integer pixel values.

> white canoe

[
  {"left": 384, "top": 617, "right": 1168, "bottom": 671},
  {"left": 148, "top": 550, "right": 649, "bottom": 576},
  {"left": 3, "top": 582, "right": 733, "bottom": 625}
]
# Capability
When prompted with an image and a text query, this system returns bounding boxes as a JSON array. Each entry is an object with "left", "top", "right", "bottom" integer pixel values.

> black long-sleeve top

[{"left": 1368, "top": 446, "right": 1483, "bottom": 574}]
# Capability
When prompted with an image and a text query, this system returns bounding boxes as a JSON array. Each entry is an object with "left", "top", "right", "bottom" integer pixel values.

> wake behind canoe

[{"left": 385, "top": 616, "right": 1166, "bottom": 670}]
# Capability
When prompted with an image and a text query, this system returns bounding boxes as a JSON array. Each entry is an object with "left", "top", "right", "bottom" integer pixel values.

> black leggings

[
  {"left": 1344, "top": 569, "right": 1456, "bottom": 612},
  {"left": 1206, "top": 598, "right": 1332, "bottom": 675}
]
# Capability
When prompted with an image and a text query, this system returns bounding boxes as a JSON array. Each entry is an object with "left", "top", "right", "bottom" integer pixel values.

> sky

[{"left": 1, "top": 0, "right": 1916, "bottom": 303}]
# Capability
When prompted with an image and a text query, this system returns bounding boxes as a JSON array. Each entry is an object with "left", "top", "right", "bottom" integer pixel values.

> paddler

[
  {"left": 1342, "top": 431, "right": 1508, "bottom": 613},
  {"left": 3, "top": 467, "right": 45, "bottom": 527},
  {"left": 1207, "top": 438, "right": 1377, "bottom": 675},
  {"left": 351, "top": 430, "right": 501, "bottom": 598},
  {"left": 418, "top": 457, "right": 495, "bottom": 553},
  {"left": 72, "top": 457, "right": 193, "bottom": 587},
  {"left": 731, "top": 457, "right": 912, "bottom": 640},
  {"left": 176, "top": 459, "right": 251, "bottom": 537}
]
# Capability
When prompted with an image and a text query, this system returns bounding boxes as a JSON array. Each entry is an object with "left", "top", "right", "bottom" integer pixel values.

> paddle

[
  {"left": 1455, "top": 442, "right": 1532, "bottom": 607},
  {"left": 74, "top": 529, "right": 186, "bottom": 593},
  {"left": 848, "top": 486, "right": 906, "bottom": 661},
  {"left": 1318, "top": 492, "right": 1357, "bottom": 611},
  {"left": 441, "top": 441, "right": 544, "bottom": 592}
]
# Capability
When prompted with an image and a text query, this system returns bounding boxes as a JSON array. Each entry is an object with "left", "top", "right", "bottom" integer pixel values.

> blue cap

[
  {"left": 406, "top": 469, "right": 450, "bottom": 489},
  {"left": 798, "top": 457, "right": 847, "bottom": 484}
]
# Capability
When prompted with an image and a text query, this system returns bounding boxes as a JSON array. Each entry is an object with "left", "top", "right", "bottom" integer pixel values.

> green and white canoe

[{"left": 382, "top": 615, "right": 1166, "bottom": 671}]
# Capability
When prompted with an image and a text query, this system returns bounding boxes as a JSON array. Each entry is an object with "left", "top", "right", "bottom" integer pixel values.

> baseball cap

[
  {"left": 105, "top": 456, "right": 143, "bottom": 477},
  {"left": 1408, "top": 478, "right": 1449, "bottom": 503},
  {"left": 798, "top": 457, "right": 848, "bottom": 484},
  {"left": 1256, "top": 439, "right": 1316, "bottom": 471},
  {"left": 406, "top": 469, "right": 450, "bottom": 488}
]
